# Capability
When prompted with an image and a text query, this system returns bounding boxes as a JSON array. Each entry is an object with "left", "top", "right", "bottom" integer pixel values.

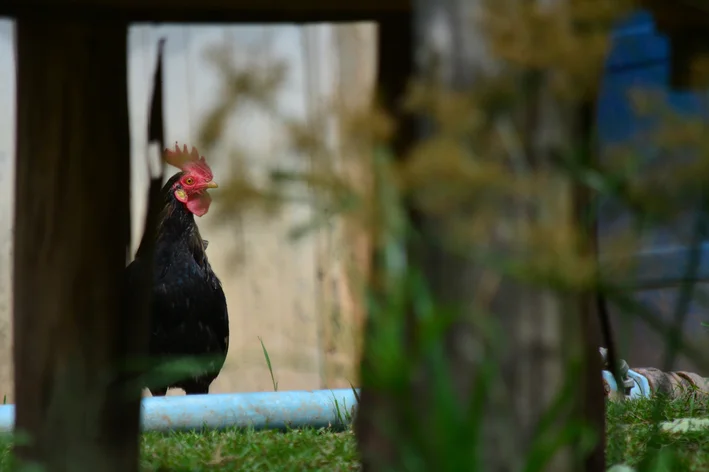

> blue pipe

[
  {"left": 0, "top": 372, "right": 661, "bottom": 435},
  {"left": 0, "top": 388, "right": 360, "bottom": 434},
  {"left": 0, "top": 402, "right": 12, "bottom": 434},
  {"left": 0, "top": 370, "right": 676, "bottom": 435}
]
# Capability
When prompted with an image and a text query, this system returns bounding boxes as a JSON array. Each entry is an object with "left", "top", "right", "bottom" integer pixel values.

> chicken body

[{"left": 126, "top": 172, "right": 229, "bottom": 396}]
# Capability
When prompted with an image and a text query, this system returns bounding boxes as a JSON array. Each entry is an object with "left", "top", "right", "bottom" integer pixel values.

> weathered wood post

[
  {"left": 356, "top": 1, "right": 606, "bottom": 470},
  {"left": 354, "top": 12, "right": 415, "bottom": 468},
  {"left": 13, "top": 18, "right": 140, "bottom": 471}
]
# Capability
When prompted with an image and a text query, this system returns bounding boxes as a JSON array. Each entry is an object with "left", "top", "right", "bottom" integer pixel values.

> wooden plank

[
  {"left": 0, "top": 0, "right": 409, "bottom": 23},
  {"left": 0, "top": 20, "right": 16, "bottom": 404},
  {"left": 193, "top": 26, "right": 322, "bottom": 393},
  {"left": 305, "top": 23, "right": 377, "bottom": 388},
  {"left": 329, "top": 23, "right": 376, "bottom": 387},
  {"left": 13, "top": 18, "right": 140, "bottom": 471},
  {"left": 641, "top": 0, "right": 709, "bottom": 31}
]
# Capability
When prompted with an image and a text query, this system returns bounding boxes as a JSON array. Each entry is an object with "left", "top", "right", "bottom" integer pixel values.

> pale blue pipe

[
  {"left": 603, "top": 369, "right": 651, "bottom": 399},
  {"left": 0, "top": 403, "right": 12, "bottom": 434},
  {"left": 0, "top": 389, "right": 360, "bottom": 434}
]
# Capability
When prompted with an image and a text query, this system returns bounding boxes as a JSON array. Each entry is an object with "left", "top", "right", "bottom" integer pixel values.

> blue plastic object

[
  {"left": 0, "top": 402, "right": 12, "bottom": 434},
  {"left": 598, "top": 9, "right": 709, "bottom": 283},
  {"left": 0, "top": 388, "right": 360, "bottom": 434},
  {"left": 602, "top": 369, "right": 652, "bottom": 399}
]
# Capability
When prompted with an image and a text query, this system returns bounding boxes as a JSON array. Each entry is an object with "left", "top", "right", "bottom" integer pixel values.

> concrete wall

[{"left": 0, "top": 20, "right": 376, "bottom": 400}]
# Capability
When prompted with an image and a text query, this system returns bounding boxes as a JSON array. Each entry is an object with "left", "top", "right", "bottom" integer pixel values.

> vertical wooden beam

[
  {"left": 355, "top": 11, "right": 415, "bottom": 470},
  {"left": 14, "top": 18, "right": 139, "bottom": 471}
]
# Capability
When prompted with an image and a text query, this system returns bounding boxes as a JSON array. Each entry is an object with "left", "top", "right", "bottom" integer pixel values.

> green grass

[
  {"left": 0, "top": 394, "right": 709, "bottom": 470},
  {"left": 141, "top": 428, "right": 357, "bottom": 471},
  {"left": 606, "top": 393, "right": 709, "bottom": 471},
  {"left": 1, "top": 340, "right": 707, "bottom": 470},
  {"left": 0, "top": 428, "right": 358, "bottom": 471},
  {"left": 136, "top": 394, "right": 709, "bottom": 471}
]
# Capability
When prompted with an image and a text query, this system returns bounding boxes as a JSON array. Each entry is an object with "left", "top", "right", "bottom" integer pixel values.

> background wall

[{"left": 0, "top": 19, "right": 377, "bottom": 400}]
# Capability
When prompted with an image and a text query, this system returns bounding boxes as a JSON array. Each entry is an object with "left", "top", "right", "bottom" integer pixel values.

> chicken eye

[{"left": 184, "top": 177, "right": 194, "bottom": 185}]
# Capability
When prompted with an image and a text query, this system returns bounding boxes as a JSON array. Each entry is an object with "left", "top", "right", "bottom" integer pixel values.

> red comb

[{"left": 163, "top": 142, "right": 213, "bottom": 180}]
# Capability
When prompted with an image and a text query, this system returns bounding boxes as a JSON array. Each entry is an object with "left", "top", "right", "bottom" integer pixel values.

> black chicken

[{"left": 126, "top": 143, "right": 229, "bottom": 396}]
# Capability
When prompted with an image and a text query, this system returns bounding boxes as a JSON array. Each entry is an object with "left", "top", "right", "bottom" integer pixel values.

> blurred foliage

[
  {"left": 188, "top": 0, "right": 709, "bottom": 468},
  {"left": 194, "top": 1, "right": 651, "bottom": 290}
]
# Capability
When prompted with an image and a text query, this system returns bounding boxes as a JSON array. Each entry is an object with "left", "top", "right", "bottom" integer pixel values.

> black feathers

[{"left": 126, "top": 172, "right": 229, "bottom": 396}]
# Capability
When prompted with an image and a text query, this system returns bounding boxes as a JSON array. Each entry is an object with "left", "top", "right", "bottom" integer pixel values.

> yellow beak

[{"left": 205, "top": 181, "right": 219, "bottom": 189}]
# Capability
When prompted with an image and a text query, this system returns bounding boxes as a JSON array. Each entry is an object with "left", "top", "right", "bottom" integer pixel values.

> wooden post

[
  {"left": 357, "top": 1, "right": 605, "bottom": 470},
  {"left": 13, "top": 18, "right": 140, "bottom": 471},
  {"left": 355, "top": 11, "right": 416, "bottom": 470}
]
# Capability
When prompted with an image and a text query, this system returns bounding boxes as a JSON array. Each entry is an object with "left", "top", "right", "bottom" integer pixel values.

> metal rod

[{"left": 0, "top": 389, "right": 360, "bottom": 434}]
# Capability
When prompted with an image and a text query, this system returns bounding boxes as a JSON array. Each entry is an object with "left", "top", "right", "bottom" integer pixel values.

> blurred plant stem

[{"left": 354, "top": 1, "right": 615, "bottom": 470}]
